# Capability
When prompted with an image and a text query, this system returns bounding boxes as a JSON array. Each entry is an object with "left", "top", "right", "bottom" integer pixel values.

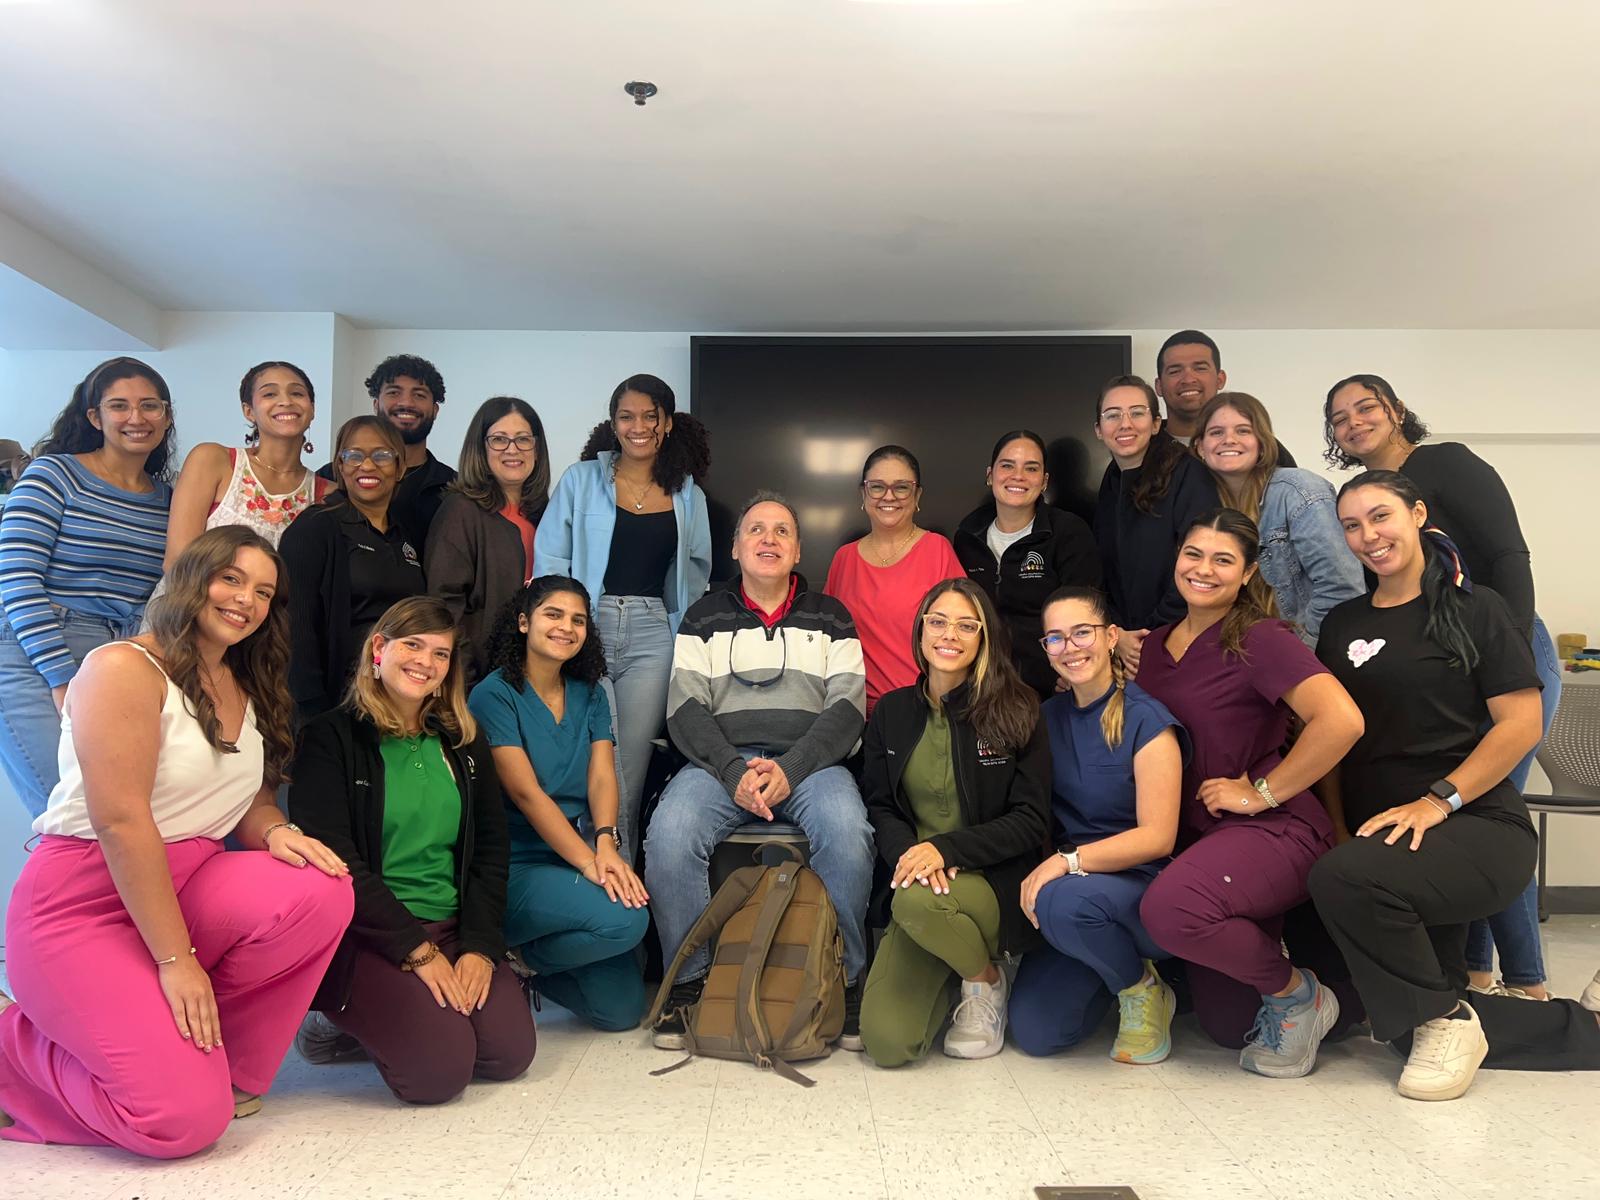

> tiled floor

[{"left": 5, "top": 917, "right": 1600, "bottom": 1200}]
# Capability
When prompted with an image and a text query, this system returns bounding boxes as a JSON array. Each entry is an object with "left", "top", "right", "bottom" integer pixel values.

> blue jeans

[
  {"left": 0, "top": 609, "right": 132, "bottom": 817},
  {"left": 1465, "top": 615, "right": 1561, "bottom": 984},
  {"left": 1009, "top": 869, "right": 1165, "bottom": 1056},
  {"left": 595, "top": 595, "right": 674, "bottom": 863},
  {"left": 643, "top": 758, "right": 874, "bottom": 986}
]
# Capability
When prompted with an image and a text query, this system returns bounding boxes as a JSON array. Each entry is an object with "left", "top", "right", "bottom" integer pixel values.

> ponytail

[{"left": 1420, "top": 525, "right": 1478, "bottom": 671}]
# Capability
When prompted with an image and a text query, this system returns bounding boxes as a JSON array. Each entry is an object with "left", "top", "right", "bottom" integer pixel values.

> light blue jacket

[
  {"left": 533, "top": 451, "right": 712, "bottom": 631},
  {"left": 1257, "top": 467, "right": 1365, "bottom": 645}
]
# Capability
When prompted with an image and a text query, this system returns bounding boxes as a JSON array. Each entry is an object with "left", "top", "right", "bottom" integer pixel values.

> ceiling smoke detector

[{"left": 624, "top": 81, "right": 658, "bottom": 107}]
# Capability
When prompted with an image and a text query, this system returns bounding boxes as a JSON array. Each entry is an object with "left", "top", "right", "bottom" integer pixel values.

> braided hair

[{"left": 1043, "top": 585, "right": 1127, "bottom": 749}]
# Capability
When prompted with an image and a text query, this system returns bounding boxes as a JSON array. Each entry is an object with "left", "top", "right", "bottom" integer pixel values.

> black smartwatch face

[{"left": 1429, "top": 781, "right": 1455, "bottom": 800}]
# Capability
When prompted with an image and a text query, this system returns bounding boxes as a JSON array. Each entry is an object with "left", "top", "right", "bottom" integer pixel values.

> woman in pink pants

[{"left": 0, "top": 526, "right": 353, "bottom": 1159}]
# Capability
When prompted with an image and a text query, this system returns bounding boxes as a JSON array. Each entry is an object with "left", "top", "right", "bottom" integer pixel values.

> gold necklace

[
  {"left": 248, "top": 449, "right": 302, "bottom": 480},
  {"left": 613, "top": 467, "right": 653, "bottom": 512},
  {"left": 871, "top": 526, "right": 916, "bottom": 567}
]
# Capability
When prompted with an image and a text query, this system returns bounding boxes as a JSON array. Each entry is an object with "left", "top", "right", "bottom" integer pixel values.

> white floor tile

[
  {"left": 875, "top": 1126, "right": 1069, "bottom": 1200},
  {"left": 503, "top": 1127, "right": 705, "bottom": 1200},
  {"left": 864, "top": 1049, "right": 1040, "bottom": 1131},
  {"left": 301, "top": 1130, "right": 531, "bottom": 1200}
]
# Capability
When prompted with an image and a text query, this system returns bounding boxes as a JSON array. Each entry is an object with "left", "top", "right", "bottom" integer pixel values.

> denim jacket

[
  {"left": 1257, "top": 468, "right": 1365, "bottom": 645},
  {"left": 533, "top": 451, "right": 712, "bottom": 632}
]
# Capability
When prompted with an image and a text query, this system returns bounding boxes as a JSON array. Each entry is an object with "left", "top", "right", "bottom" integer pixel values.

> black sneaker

[
  {"left": 294, "top": 1011, "right": 366, "bottom": 1064},
  {"left": 652, "top": 978, "right": 704, "bottom": 1050},
  {"left": 837, "top": 979, "right": 864, "bottom": 1052}
]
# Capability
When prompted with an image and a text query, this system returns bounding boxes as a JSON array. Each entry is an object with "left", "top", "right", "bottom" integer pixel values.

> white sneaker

[
  {"left": 1581, "top": 970, "right": 1600, "bottom": 1013},
  {"left": 1398, "top": 1003, "right": 1488, "bottom": 1101},
  {"left": 943, "top": 968, "right": 1008, "bottom": 1059}
]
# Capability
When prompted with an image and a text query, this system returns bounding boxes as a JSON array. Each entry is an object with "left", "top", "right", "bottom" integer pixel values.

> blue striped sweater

[{"left": 0, "top": 454, "right": 171, "bottom": 686}]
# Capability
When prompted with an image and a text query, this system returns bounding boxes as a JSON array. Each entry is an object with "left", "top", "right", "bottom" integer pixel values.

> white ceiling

[{"left": 2, "top": 0, "right": 1598, "bottom": 332}]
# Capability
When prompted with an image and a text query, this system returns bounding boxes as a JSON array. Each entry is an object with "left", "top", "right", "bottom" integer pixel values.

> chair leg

[{"left": 1536, "top": 812, "right": 1549, "bottom": 923}]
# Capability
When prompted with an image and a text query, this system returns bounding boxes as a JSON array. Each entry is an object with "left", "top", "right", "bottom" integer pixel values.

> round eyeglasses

[{"left": 1040, "top": 624, "right": 1108, "bottom": 654}]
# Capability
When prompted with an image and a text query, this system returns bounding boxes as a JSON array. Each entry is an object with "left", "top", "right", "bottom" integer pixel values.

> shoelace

[
  {"left": 1243, "top": 1005, "right": 1287, "bottom": 1053},
  {"left": 1407, "top": 1018, "right": 1454, "bottom": 1070},
  {"left": 1118, "top": 987, "right": 1152, "bottom": 1029},
  {"left": 950, "top": 992, "right": 1000, "bottom": 1034}
]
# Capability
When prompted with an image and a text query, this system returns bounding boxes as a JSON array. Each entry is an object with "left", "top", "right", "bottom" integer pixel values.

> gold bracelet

[
  {"left": 401, "top": 943, "right": 440, "bottom": 972},
  {"left": 155, "top": 947, "right": 197, "bottom": 967}
]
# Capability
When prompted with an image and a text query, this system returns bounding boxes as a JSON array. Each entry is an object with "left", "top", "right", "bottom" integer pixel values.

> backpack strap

[
  {"left": 644, "top": 861, "right": 768, "bottom": 1029},
  {"left": 735, "top": 860, "right": 823, "bottom": 1086}
]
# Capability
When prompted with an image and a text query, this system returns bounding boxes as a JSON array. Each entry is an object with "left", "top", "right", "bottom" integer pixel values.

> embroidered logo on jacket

[
  {"left": 975, "top": 738, "right": 1011, "bottom": 767},
  {"left": 1017, "top": 551, "right": 1046, "bottom": 580},
  {"left": 1346, "top": 638, "right": 1386, "bottom": 668}
]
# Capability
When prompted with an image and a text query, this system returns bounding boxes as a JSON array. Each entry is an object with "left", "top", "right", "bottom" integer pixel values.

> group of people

[{"left": 0, "top": 333, "right": 1597, "bottom": 1162}]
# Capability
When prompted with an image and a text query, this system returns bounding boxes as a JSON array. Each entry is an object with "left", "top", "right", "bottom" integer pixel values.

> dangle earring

[
  {"left": 245, "top": 423, "right": 260, "bottom": 447},
  {"left": 372, "top": 655, "right": 382, "bottom": 678},
  {"left": 303, "top": 437, "right": 314, "bottom": 455}
]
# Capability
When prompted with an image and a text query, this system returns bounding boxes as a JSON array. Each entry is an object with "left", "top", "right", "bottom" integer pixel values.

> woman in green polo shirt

[{"left": 468, "top": 576, "right": 650, "bottom": 1030}]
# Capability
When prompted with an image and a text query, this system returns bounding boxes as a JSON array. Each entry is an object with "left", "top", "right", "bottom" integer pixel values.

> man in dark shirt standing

[
  {"left": 320, "top": 354, "right": 457, "bottom": 543},
  {"left": 1154, "top": 330, "right": 1297, "bottom": 467}
]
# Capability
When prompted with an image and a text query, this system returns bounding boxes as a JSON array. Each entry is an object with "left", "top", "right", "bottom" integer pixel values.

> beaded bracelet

[{"left": 401, "top": 943, "right": 441, "bottom": 972}]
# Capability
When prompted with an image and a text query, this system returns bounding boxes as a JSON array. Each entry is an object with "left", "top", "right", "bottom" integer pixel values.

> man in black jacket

[{"left": 1155, "top": 330, "right": 1296, "bottom": 467}]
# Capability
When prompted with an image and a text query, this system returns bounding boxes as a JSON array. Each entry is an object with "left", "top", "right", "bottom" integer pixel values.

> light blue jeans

[
  {"left": 595, "top": 594, "right": 674, "bottom": 864},
  {"left": 1465, "top": 615, "right": 1561, "bottom": 985},
  {"left": 643, "top": 758, "right": 874, "bottom": 986},
  {"left": 0, "top": 608, "right": 134, "bottom": 817}
]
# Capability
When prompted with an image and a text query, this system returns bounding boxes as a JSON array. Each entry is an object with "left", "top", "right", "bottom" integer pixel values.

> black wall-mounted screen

[{"left": 690, "top": 335, "right": 1133, "bottom": 588}]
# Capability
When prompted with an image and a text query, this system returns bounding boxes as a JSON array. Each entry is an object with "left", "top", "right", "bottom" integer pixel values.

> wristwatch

[
  {"left": 594, "top": 825, "right": 619, "bottom": 845},
  {"left": 1056, "top": 847, "right": 1088, "bottom": 876},
  {"left": 1428, "top": 779, "right": 1463, "bottom": 814}
]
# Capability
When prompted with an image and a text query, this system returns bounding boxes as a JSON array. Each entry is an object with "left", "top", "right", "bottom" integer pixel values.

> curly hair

[
  {"left": 450, "top": 396, "right": 550, "bottom": 523},
  {"left": 911, "top": 577, "right": 1038, "bottom": 753},
  {"left": 577, "top": 373, "right": 711, "bottom": 494},
  {"left": 1322, "top": 373, "right": 1430, "bottom": 469},
  {"left": 364, "top": 354, "right": 445, "bottom": 406},
  {"left": 144, "top": 526, "right": 295, "bottom": 789},
  {"left": 34, "top": 358, "right": 179, "bottom": 481},
  {"left": 1177, "top": 508, "right": 1280, "bottom": 659},
  {"left": 485, "top": 576, "right": 608, "bottom": 691}
]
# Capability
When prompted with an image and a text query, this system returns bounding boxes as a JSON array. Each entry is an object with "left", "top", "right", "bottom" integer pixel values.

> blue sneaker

[{"left": 1238, "top": 970, "right": 1340, "bottom": 1079}]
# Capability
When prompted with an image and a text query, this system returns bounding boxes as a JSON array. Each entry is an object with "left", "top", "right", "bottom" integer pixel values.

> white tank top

[
  {"left": 34, "top": 642, "right": 266, "bottom": 842},
  {"left": 207, "top": 448, "right": 320, "bottom": 547}
]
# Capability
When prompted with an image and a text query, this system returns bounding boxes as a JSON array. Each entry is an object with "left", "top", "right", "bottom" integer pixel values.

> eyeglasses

[
  {"left": 1098, "top": 406, "right": 1151, "bottom": 425},
  {"left": 486, "top": 433, "right": 537, "bottom": 452},
  {"left": 1040, "top": 624, "right": 1108, "bottom": 654},
  {"left": 727, "top": 625, "right": 788, "bottom": 688},
  {"left": 99, "top": 399, "right": 168, "bottom": 418},
  {"left": 922, "top": 614, "right": 983, "bottom": 639},
  {"left": 337, "top": 448, "right": 399, "bottom": 468},
  {"left": 863, "top": 481, "right": 915, "bottom": 499}
]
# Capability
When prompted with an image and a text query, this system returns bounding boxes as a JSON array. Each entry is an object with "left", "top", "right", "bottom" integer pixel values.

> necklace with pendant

[{"left": 612, "top": 467, "right": 652, "bottom": 512}]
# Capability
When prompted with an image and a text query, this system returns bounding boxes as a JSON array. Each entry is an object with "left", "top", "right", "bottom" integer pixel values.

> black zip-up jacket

[
  {"left": 954, "top": 502, "right": 1102, "bottom": 698},
  {"left": 861, "top": 680, "right": 1050, "bottom": 956},
  {"left": 1092, "top": 443, "right": 1217, "bottom": 630},
  {"left": 288, "top": 707, "right": 510, "bottom": 1013}
]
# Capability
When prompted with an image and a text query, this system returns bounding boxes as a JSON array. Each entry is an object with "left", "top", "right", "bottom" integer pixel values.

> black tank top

[{"left": 602, "top": 507, "right": 677, "bottom": 601}]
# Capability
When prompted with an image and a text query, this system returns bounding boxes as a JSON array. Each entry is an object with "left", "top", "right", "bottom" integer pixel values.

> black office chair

[{"left": 1529, "top": 680, "right": 1600, "bottom": 921}]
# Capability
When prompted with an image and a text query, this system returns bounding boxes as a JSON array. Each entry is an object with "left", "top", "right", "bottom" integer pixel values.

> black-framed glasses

[
  {"left": 486, "top": 433, "right": 537, "bottom": 452},
  {"left": 337, "top": 448, "right": 399, "bottom": 468},
  {"left": 863, "top": 480, "right": 915, "bottom": 499},
  {"left": 727, "top": 625, "right": 788, "bottom": 688},
  {"left": 99, "top": 399, "right": 169, "bottom": 418},
  {"left": 922, "top": 614, "right": 983, "bottom": 639},
  {"left": 1040, "top": 624, "right": 1108, "bottom": 654}
]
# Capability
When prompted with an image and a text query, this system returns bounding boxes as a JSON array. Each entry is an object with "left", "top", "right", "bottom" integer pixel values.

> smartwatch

[
  {"left": 1428, "top": 779, "right": 1463, "bottom": 814},
  {"left": 1056, "top": 847, "right": 1088, "bottom": 876},
  {"left": 594, "top": 825, "right": 619, "bottom": 845}
]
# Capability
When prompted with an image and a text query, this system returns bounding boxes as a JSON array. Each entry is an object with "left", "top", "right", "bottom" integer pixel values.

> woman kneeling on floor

[
  {"left": 1009, "top": 586, "right": 1188, "bottom": 1063},
  {"left": 0, "top": 527, "right": 352, "bottom": 1158},
  {"left": 468, "top": 577, "right": 650, "bottom": 1030},
  {"left": 1309, "top": 470, "right": 1600, "bottom": 1100},
  {"left": 290, "top": 596, "right": 535, "bottom": 1104},
  {"left": 859, "top": 578, "right": 1049, "bottom": 1066}
]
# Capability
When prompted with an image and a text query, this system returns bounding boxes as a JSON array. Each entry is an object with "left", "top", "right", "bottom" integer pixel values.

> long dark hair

[
  {"left": 912, "top": 577, "right": 1038, "bottom": 753},
  {"left": 451, "top": 396, "right": 550, "bottom": 522},
  {"left": 1179, "top": 508, "right": 1279, "bottom": 659},
  {"left": 486, "top": 575, "right": 608, "bottom": 691},
  {"left": 1336, "top": 470, "right": 1478, "bottom": 670},
  {"left": 578, "top": 373, "right": 711, "bottom": 494},
  {"left": 1098, "top": 375, "right": 1191, "bottom": 516},
  {"left": 1322, "top": 373, "right": 1431, "bottom": 469},
  {"left": 34, "top": 358, "right": 178, "bottom": 481},
  {"left": 145, "top": 526, "right": 294, "bottom": 789}
]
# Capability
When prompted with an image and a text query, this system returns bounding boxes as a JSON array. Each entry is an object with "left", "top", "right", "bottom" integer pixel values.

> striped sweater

[
  {"left": 666, "top": 579, "right": 866, "bottom": 797},
  {"left": 0, "top": 454, "right": 171, "bottom": 686}
]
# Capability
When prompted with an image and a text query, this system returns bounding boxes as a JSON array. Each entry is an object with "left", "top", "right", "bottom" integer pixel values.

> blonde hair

[
  {"left": 345, "top": 596, "right": 476, "bottom": 746},
  {"left": 1191, "top": 392, "right": 1280, "bottom": 522},
  {"left": 1044, "top": 586, "right": 1126, "bottom": 750}
]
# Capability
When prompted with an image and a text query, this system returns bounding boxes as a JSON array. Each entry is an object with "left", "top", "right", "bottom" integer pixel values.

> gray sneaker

[
  {"left": 1238, "top": 971, "right": 1340, "bottom": 1079},
  {"left": 295, "top": 1011, "right": 366, "bottom": 1065}
]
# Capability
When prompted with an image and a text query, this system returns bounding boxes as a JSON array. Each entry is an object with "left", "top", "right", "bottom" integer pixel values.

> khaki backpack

[{"left": 646, "top": 843, "right": 844, "bottom": 1086}]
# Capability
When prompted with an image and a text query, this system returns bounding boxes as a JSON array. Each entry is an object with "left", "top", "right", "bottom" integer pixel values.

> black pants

[{"left": 1309, "top": 807, "right": 1600, "bottom": 1069}]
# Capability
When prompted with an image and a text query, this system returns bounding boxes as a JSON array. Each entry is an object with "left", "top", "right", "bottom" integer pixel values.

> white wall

[{"left": 1, "top": 320, "right": 1596, "bottom": 942}]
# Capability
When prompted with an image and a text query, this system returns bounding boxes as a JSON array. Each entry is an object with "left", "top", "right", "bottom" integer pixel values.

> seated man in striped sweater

[{"left": 645, "top": 491, "right": 873, "bottom": 1051}]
